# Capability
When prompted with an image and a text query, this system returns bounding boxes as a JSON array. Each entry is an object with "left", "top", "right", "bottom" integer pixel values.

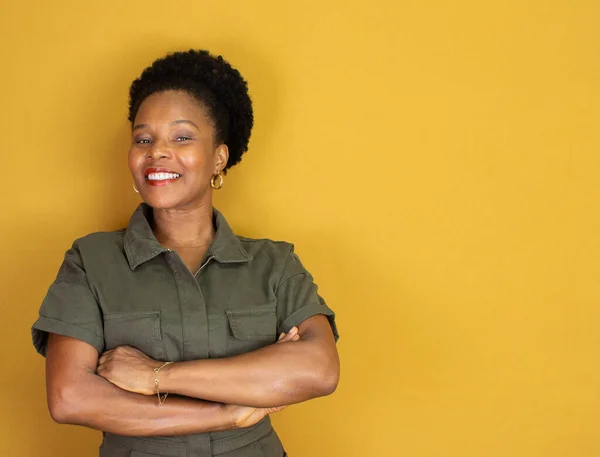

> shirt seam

[
  {"left": 54, "top": 278, "right": 93, "bottom": 287},
  {"left": 274, "top": 271, "right": 307, "bottom": 293},
  {"left": 36, "top": 316, "right": 104, "bottom": 339},
  {"left": 238, "top": 238, "right": 291, "bottom": 244}
]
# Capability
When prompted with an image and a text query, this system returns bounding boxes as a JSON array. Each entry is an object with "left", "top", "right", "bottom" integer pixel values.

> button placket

[{"left": 165, "top": 251, "right": 213, "bottom": 456}]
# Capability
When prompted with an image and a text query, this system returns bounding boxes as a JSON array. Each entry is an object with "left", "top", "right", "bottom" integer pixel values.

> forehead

[{"left": 134, "top": 90, "right": 211, "bottom": 127}]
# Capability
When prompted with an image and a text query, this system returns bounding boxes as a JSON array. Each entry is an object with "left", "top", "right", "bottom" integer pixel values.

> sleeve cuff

[
  {"left": 279, "top": 303, "right": 339, "bottom": 342},
  {"left": 31, "top": 316, "right": 104, "bottom": 357}
]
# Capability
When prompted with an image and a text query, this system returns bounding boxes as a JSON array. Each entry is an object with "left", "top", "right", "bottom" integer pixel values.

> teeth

[{"left": 147, "top": 172, "right": 181, "bottom": 181}]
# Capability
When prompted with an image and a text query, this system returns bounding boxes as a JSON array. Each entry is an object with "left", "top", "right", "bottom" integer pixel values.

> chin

[
  {"left": 140, "top": 190, "right": 208, "bottom": 211},
  {"left": 140, "top": 194, "right": 181, "bottom": 210}
]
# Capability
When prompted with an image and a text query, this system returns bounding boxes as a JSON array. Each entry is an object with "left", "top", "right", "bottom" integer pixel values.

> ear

[{"left": 214, "top": 144, "right": 229, "bottom": 173}]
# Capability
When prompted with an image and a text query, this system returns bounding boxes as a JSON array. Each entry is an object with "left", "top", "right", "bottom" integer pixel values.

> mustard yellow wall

[{"left": 2, "top": 0, "right": 599, "bottom": 455}]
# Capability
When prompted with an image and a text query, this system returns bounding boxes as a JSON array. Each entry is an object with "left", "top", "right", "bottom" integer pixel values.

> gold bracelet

[{"left": 153, "top": 361, "right": 173, "bottom": 407}]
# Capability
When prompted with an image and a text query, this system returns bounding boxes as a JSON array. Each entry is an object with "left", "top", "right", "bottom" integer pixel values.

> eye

[
  {"left": 135, "top": 138, "right": 152, "bottom": 144},
  {"left": 175, "top": 136, "right": 192, "bottom": 142}
]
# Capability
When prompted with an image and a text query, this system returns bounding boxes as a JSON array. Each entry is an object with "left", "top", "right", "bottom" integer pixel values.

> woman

[{"left": 32, "top": 50, "right": 340, "bottom": 457}]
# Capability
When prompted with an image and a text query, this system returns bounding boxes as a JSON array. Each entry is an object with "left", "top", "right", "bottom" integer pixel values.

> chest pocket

[
  {"left": 103, "top": 310, "right": 167, "bottom": 360},
  {"left": 225, "top": 304, "right": 277, "bottom": 356}
]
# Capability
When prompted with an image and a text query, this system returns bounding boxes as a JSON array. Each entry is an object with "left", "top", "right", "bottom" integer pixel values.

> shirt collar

[{"left": 124, "top": 203, "right": 252, "bottom": 270}]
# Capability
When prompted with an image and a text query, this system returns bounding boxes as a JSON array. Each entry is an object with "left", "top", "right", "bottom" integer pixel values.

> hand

[
  {"left": 277, "top": 326, "right": 300, "bottom": 344},
  {"left": 228, "top": 404, "right": 287, "bottom": 429},
  {"left": 227, "top": 327, "right": 300, "bottom": 428},
  {"left": 97, "top": 345, "right": 162, "bottom": 395},
  {"left": 97, "top": 327, "right": 300, "bottom": 399}
]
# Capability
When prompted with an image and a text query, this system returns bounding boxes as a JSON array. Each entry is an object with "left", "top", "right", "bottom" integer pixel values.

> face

[{"left": 128, "top": 90, "right": 228, "bottom": 210}]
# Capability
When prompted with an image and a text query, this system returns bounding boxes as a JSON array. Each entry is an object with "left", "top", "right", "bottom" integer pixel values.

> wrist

[
  {"left": 215, "top": 403, "right": 239, "bottom": 431},
  {"left": 151, "top": 361, "right": 175, "bottom": 398}
]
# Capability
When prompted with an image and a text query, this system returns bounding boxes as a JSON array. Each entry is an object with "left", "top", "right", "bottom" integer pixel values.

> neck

[{"left": 151, "top": 202, "right": 215, "bottom": 248}]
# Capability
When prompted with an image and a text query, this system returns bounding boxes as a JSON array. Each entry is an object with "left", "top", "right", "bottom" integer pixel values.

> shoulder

[
  {"left": 238, "top": 235, "right": 295, "bottom": 262},
  {"left": 236, "top": 236, "right": 310, "bottom": 280},
  {"left": 67, "top": 230, "right": 128, "bottom": 269},
  {"left": 75, "top": 229, "right": 126, "bottom": 251},
  {"left": 51, "top": 229, "right": 127, "bottom": 281}
]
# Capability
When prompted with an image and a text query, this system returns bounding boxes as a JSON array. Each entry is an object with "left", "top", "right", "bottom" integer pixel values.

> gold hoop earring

[
  {"left": 133, "top": 183, "right": 139, "bottom": 193},
  {"left": 210, "top": 172, "right": 224, "bottom": 190}
]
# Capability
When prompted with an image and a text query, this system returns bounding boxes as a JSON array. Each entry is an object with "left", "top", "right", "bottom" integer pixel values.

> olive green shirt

[{"left": 32, "top": 203, "right": 338, "bottom": 457}]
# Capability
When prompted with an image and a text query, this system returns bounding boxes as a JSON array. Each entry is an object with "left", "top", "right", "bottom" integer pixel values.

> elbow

[
  {"left": 47, "top": 384, "right": 85, "bottom": 425},
  {"left": 273, "top": 348, "right": 340, "bottom": 403},
  {"left": 272, "top": 363, "right": 339, "bottom": 403},
  {"left": 313, "top": 352, "right": 340, "bottom": 397},
  {"left": 48, "top": 391, "right": 72, "bottom": 424},
  {"left": 49, "top": 404, "right": 71, "bottom": 424},
  {"left": 319, "top": 364, "right": 340, "bottom": 396}
]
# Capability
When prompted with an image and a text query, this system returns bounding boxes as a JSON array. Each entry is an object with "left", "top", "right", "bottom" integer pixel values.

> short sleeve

[
  {"left": 32, "top": 241, "right": 104, "bottom": 356},
  {"left": 275, "top": 248, "right": 339, "bottom": 342}
]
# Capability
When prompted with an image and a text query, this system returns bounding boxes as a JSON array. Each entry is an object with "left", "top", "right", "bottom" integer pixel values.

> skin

[
  {"left": 46, "top": 89, "right": 340, "bottom": 434},
  {"left": 97, "top": 315, "right": 338, "bottom": 407},
  {"left": 47, "top": 331, "right": 299, "bottom": 435},
  {"left": 129, "top": 90, "right": 228, "bottom": 272}
]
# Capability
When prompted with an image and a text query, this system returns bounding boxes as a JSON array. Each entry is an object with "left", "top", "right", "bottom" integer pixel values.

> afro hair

[{"left": 128, "top": 50, "right": 253, "bottom": 172}]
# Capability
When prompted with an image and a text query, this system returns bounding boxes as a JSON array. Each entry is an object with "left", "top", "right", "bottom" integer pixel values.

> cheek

[
  {"left": 179, "top": 147, "right": 214, "bottom": 175},
  {"left": 128, "top": 148, "right": 142, "bottom": 174}
]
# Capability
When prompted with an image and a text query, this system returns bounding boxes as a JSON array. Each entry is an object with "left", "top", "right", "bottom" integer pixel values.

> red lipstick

[{"left": 144, "top": 167, "right": 182, "bottom": 186}]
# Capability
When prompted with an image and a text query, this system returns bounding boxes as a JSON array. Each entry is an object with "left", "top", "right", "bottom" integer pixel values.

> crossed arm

[{"left": 46, "top": 314, "right": 339, "bottom": 436}]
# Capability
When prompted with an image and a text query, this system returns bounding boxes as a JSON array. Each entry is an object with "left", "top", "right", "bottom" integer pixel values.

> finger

[
  {"left": 282, "top": 327, "right": 297, "bottom": 338},
  {"left": 278, "top": 332, "right": 286, "bottom": 341},
  {"left": 287, "top": 327, "right": 300, "bottom": 340},
  {"left": 277, "top": 332, "right": 296, "bottom": 343},
  {"left": 99, "top": 348, "right": 114, "bottom": 362},
  {"left": 267, "top": 405, "right": 288, "bottom": 414}
]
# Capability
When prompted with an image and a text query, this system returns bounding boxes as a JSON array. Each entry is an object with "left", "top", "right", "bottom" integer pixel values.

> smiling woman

[
  {"left": 31, "top": 50, "right": 340, "bottom": 457},
  {"left": 130, "top": 90, "right": 225, "bottom": 212}
]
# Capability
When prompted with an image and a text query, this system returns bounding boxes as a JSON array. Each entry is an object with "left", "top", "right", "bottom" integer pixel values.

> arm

[
  {"left": 163, "top": 315, "right": 340, "bottom": 407},
  {"left": 98, "top": 315, "right": 339, "bottom": 408},
  {"left": 45, "top": 333, "right": 279, "bottom": 436}
]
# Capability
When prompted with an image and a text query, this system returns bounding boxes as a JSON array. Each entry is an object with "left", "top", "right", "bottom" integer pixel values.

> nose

[{"left": 147, "top": 140, "right": 171, "bottom": 159}]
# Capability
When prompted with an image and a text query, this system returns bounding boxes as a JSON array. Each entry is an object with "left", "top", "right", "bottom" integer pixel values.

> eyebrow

[{"left": 132, "top": 119, "right": 200, "bottom": 131}]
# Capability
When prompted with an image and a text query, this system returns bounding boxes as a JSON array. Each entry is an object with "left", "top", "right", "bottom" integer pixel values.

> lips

[{"left": 143, "top": 167, "right": 182, "bottom": 186}]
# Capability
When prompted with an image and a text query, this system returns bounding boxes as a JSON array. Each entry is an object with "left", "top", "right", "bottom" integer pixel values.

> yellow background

[{"left": 1, "top": 0, "right": 599, "bottom": 456}]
